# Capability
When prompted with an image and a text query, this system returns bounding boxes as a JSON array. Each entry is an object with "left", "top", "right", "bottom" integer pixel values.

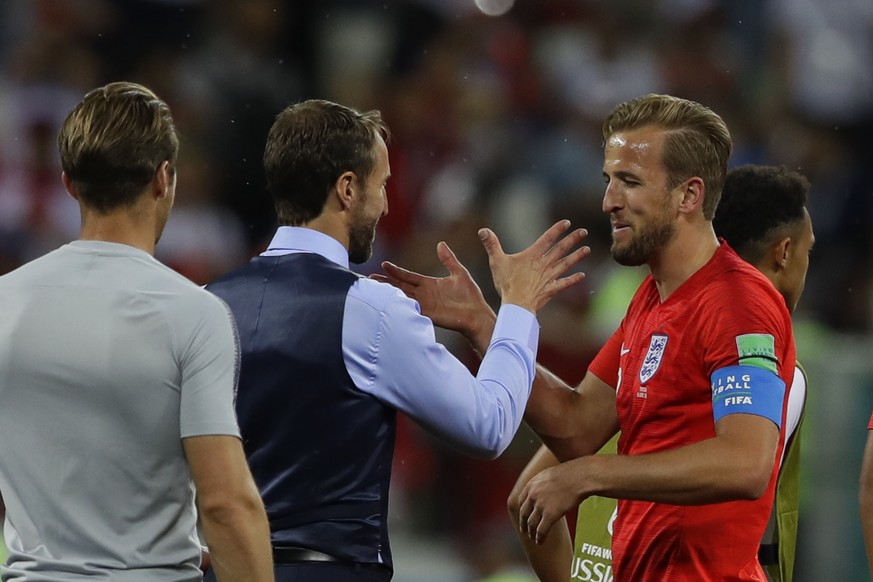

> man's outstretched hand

[
  {"left": 375, "top": 240, "right": 494, "bottom": 345},
  {"left": 374, "top": 220, "right": 590, "bottom": 351},
  {"left": 480, "top": 220, "right": 589, "bottom": 314}
]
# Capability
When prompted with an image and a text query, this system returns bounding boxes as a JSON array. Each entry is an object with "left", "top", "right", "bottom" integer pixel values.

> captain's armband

[{"left": 710, "top": 365, "right": 785, "bottom": 427}]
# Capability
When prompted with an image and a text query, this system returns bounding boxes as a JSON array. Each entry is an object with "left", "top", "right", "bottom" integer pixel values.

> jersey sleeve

[
  {"left": 869, "top": 410, "right": 873, "bottom": 430},
  {"left": 176, "top": 293, "right": 242, "bottom": 439},
  {"left": 588, "top": 320, "right": 624, "bottom": 390},
  {"left": 701, "top": 276, "right": 794, "bottom": 427}
]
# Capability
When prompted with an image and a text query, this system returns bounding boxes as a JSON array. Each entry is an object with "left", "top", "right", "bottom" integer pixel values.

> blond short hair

[{"left": 58, "top": 81, "right": 179, "bottom": 213}]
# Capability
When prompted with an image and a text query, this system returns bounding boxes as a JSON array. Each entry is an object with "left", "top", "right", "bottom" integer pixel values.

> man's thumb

[
  {"left": 437, "top": 241, "right": 464, "bottom": 275},
  {"left": 478, "top": 228, "right": 503, "bottom": 257}
]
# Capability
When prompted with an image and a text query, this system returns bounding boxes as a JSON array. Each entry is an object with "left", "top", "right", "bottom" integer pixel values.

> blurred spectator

[
  {"left": 0, "top": 0, "right": 104, "bottom": 266},
  {"left": 176, "top": 0, "right": 303, "bottom": 249},
  {"left": 156, "top": 141, "right": 249, "bottom": 285}
]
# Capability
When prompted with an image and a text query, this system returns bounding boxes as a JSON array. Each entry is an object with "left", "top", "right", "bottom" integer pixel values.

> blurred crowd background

[{"left": 1, "top": 0, "right": 872, "bottom": 580}]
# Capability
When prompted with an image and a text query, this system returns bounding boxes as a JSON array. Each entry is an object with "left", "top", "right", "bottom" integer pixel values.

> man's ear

[
  {"left": 62, "top": 172, "right": 79, "bottom": 201},
  {"left": 677, "top": 177, "right": 705, "bottom": 215},
  {"left": 333, "top": 170, "right": 357, "bottom": 211},
  {"left": 772, "top": 235, "right": 792, "bottom": 272},
  {"left": 154, "top": 161, "right": 173, "bottom": 200}
]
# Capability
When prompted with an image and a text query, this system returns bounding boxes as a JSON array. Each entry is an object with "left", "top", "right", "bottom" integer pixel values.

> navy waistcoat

[{"left": 208, "top": 253, "right": 397, "bottom": 570}]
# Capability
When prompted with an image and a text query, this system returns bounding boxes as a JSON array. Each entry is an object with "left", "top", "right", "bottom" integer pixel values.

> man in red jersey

[
  {"left": 505, "top": 163, "right": 814, "bottom": 582},
  {"left": 378, "top": 94, "right": 794, "bottom": 581}
]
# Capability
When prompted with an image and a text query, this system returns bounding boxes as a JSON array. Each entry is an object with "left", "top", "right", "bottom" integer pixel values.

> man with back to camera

[
  {"left": 380, "top": 94, "right": 797, "bottom": 581},
  {"left": 504, "top": 163, "right": 814, "bottom": 582},
  {"left": 0, "top": 82, "right": 273, "bottom": 582},
  {"left": 204, "top": 99, "right": 590, "bottom": 582}
]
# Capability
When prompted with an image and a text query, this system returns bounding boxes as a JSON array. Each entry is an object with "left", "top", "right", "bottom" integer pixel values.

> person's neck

[
  {"left": 648, "top": 225, "right": 719, "bottom": 302},
  {"left": 301, "top": 214, "right": 350, "bottom": 253},
  {"left": 79, "top": 210, "right": 157, "bottom": 255}
]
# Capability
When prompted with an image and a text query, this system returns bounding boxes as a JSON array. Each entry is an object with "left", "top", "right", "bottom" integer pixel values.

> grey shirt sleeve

[{"left": 177, "top": 293, "right": 242, "bottom": 439}]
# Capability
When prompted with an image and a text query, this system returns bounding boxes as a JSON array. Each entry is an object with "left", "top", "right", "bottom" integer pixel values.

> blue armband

[{"left": 710, "top": 365, "right": 785, "bottom": 428}]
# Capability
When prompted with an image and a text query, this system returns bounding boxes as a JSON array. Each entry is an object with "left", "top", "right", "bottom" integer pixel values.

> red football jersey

[{"left": 588, "top": 243, "right": 795, "bottom": 582}]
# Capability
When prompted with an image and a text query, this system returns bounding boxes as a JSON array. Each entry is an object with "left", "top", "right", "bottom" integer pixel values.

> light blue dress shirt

[{"left": 262, "top": 226, "right": 540, "bottom": 459}]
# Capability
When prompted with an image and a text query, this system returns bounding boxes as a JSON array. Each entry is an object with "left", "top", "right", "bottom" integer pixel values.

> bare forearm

[
  {"left": 508, "top": 446, "right": 573, "bottom": 582},
  {"left": 525, "top": 371, "right": 619, "bottom": 463},
  {"left": 570, "top": 432, "right": 775, "bottom": 505},
  {"left": 859, "top": 432, "right": 873, "bottom": 572},
  {"left": 862, "top": 487, "right": 873, "bottom": 574},
  {"left": 518, "top": 516, "right": 573, "bottom": 582},
  {"left": 511, "top": 487, "right": 574, "bottom": 582},
  {"left": 466, "top": 314, "right": 616, "bottom": 465},
  {"left": 184, "top": 435, "right": 274, "bottom": 581},
  {"left": 200, "top": 501, "right": 274, "bottom": 582},
  {"left": 524, "top": 365, "right": 583, "bottom": 437}
]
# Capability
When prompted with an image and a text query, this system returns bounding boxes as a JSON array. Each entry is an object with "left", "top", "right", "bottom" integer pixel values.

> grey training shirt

[{"left": 0, "top": 241, "right": 241, "bottom": 581}]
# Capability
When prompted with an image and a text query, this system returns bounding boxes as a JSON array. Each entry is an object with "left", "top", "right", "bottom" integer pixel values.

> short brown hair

[
  {"left": 264, "top": 99, "right": 389, "bottom": 226},
  {"left": 602, "top": 94, "right": 732, "bottom": 220},
  {"left": 58, "top": 82, "right": 179, "bottom": 213}
]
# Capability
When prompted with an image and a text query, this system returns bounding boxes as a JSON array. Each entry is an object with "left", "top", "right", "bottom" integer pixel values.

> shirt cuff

[{"left": 493, "top": 304, "right": 540, "bottom": 352}]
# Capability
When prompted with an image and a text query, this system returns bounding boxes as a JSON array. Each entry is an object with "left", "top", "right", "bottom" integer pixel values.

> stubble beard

[
  {"left": 610, "top": 213, "right": 675, "bottom": 267},
  {"left": 348, "top": 201, "right": 378, "bottom": 265}
]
